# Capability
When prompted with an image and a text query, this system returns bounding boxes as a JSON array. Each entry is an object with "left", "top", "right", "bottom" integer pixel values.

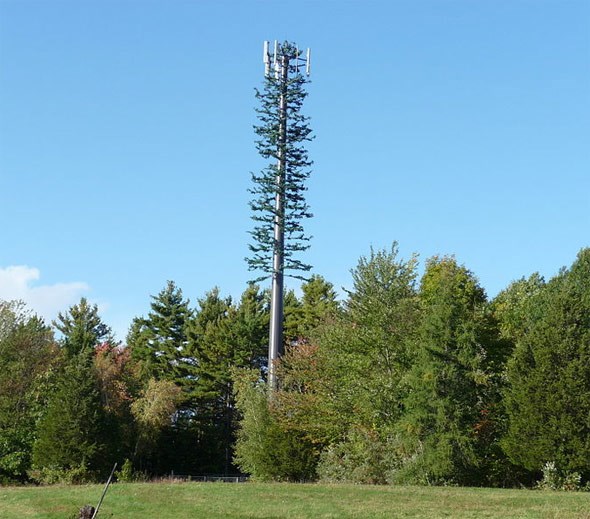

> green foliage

[
  {"left": 30, "top": 463, "right": 93, "bottom": 485},
  {"left": 6, "top": 244, "right": 587, "bottom": 489},
  {"left": 260, "top": 245, "right": 419, "bottom": 481},
  {"left": 186, "top": 287, "right": 233, "bottom": 405},
  {"left": 128, "top": 281, "right": 194, "bottom": 385},
  {"left": 492, "top": 273, "right": 546, "bottom": 344},
  {"left": 228, "top": 285, "right": 269, "bottom": 373},
  {"left": 233, "top": 369, "right": 317, "bottom": 481},
  {"left": 283, "top": 288, "right": 303, "bottom": 341},
  {"left": 273, "top": 341, "right": 344, "bottom": 446},
  {"left": 54, "top": 297, "right": 113, "bottom": 358},
  {"left": 395, "top": 257, "right": 499, "bottom": 485},
  {"left": 536, "top": 461, "right": 587, "bottom": 492},
  {"left": 31, "top": 351, "right": 106, "bottom": 481},
  {"left": 247, "top": 41, "right": 314, "bottom": 280},
  {"left": 115, "top": 458, "right": 135, "bottom": 482},
  {"left": 317, "top": 427, "right": 398, "bottom": 484},
  {"left": 502, "top": 248, "right": 590, "bottom": 478},
  {"left": 32, "top": 298, "right": 116, "bottom": 482},
  {"left": 124, "top": 282, "right": 270, "bottom": 476},
  {"left": 283, "top": 275, "right": 340, "bottom": 341},
  {"left": 131, "top": 378, "right": 182, "bottom": 458},
  {"left": 186, "top": 285, "right": 268, "bottom": 473},
  {"left": 0, "top": 301, "right": 56, "bottom": 482},
  {"left": 338, "top": 245, "right": 419, "bottom": 429}
]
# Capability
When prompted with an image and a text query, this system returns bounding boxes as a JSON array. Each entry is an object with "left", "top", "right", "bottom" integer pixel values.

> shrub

[
  {"left": 233, "top": 369, "right": 318, "bottom": 482},
  {"left": 29, "top": 463, "right": 93, "bottom": 485},
  {"left": 537, "top": 461, "right": 585, "bottom": 491},
  {"left": 317, "top": 427, "right": 399, "bottom": 484},
  {"left": 115, "top": 459, "right": 134, "bottom": 482}
]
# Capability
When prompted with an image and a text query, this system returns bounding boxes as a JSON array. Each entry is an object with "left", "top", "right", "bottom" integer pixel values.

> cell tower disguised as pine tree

[{"left": 246, "top": 41, "right": 313, "bottom": 389}]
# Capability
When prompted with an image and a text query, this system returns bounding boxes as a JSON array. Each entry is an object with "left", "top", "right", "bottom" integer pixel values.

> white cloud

[{"left": 0, "top": 265, "right": 89, "bottom": 322}]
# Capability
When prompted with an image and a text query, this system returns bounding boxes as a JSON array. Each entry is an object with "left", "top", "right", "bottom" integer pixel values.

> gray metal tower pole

[{"left": 268, "top": 52, "right": 289, "bottom": 391}]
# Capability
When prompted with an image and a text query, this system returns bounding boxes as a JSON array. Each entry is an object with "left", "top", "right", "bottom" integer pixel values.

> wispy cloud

[{"left": 0, "top": 265, "right": 89, "bottom": 323}]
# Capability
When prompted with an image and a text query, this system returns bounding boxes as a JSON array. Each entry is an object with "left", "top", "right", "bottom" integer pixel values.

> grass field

[{"left": 1, "top": 481, "right": 589, "bottom": 519}]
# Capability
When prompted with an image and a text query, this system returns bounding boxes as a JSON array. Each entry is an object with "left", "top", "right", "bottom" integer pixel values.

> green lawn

[{"left": 1, "top": 482, "right": 589, "bottom": 519}]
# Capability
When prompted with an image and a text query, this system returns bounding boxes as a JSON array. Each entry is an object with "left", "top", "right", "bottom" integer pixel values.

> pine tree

[
  {"left": 283, "top": 288, "right": 303, "bottom": 343},
  {"left": 32, "top": 351, "right": 107, "bottom": 482},
  {"left": 186, "top": 285, "right": 268, "bottom": 473},
  {"left": 282, "top": 276, "right": 340, "bottom": 344},
  {"left": 186, "top": 287, "right": 233, "bottom": 407},
  {"left": 127, "top": 281, "right": 194, "bottom": 385},
  {"left": 126, "top": 282, "right": 199, "bottom": 474},
  {"left": 54, "top": 297, "right": 112, "bottom": 358},
  {"left": 33, "top": 298, "right": 114, "bottom": 482}
]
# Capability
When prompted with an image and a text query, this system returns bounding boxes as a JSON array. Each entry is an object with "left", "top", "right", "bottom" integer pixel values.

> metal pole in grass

[{"left": 91, "top": 462, "right": 117, "bottom": 519}]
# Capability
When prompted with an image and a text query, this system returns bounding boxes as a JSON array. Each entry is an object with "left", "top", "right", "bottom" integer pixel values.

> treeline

[
  {"left": 0, "top": 277, "right": 331, "bottom": 484},
  {"left": 1, "top": 244, "right": 589, "bottom": 488}
]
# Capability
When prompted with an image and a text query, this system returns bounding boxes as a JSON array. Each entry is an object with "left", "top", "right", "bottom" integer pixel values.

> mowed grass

[{"left": 1, "top": 481, "right": 589, "bottom": 519}]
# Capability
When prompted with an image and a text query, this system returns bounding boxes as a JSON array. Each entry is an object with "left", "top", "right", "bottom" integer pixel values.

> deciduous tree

[{"left": 0, "top": 301, "right": 56, "bottom": 482}]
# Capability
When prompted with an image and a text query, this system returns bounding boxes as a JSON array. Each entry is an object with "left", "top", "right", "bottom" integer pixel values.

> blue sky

[{"left": 1, "top": 0, "right": 588, "bottom": 340}]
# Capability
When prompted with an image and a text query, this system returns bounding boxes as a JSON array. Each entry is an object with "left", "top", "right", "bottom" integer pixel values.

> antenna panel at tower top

[{"left": 261, "top": 40, "right": 312, "bottom": 77}]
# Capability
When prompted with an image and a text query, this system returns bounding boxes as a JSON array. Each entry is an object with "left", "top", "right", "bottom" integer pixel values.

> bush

[
  {"left": 113, "top": 458, "right": 148, "bottom": 483},
  {"left": 29, "top": 463, "right": 94, "bottom": 485},
  {"left": 317, "top": 427, "right": 398, "bottom": 484},
  {"left": 537, "top": 461, "right": 586, "bottom": 491},
  {"left": 233, "top": 369, "right": 318, "bottom": 482},
  {"left": 115, "top": 459, "right": 134, "bottom": 482}
]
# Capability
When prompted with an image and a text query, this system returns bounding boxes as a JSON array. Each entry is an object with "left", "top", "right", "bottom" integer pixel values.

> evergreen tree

[
  {"left": 283, "top": 288, "right": 303, "bottom": 343},
  {"left": 187, "top": 287, "right": 233, "bottom": 405},
  {"left": 186, "top": 285, "right": 268, "bottom": 473},
  {"left": 32, "top": 351, "right": 107, "bottom": 482},
  {"left": 33, "top": 298, "right": 114, "bottom": 482},
  {"left": 395, "top": 257, "right": 499, "bottom": 485},
  {"left": 247, "top": 41, "right": 314, "bottom": 280},
  {"left": 126, "top": 282, "right": 199, "bottom": 475},
  {"left": 502, "top": 249, "right": 590, "bottom": 479},
  {"left": 283, "top": 275, "right": 341, "bottom": 342},
  {"left": 300, "top": 275, "right": 340, "bottom": 331},
  {"left": 54, "top": 297, "right": 112, "bottom": 357},
  {"left": 128, "top": 281, "right": 194, "bottom": 386}
]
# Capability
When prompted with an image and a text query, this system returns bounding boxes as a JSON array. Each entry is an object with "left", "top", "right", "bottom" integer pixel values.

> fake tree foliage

[{"left": 247, "top": 41, "right": 313, "bottom": 281}]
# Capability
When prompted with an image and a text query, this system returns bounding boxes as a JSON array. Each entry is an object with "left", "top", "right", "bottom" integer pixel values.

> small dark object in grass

[{"left": 78, "top": 505, "right": 95, "bottom": 519}]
